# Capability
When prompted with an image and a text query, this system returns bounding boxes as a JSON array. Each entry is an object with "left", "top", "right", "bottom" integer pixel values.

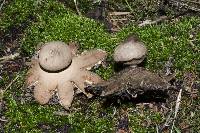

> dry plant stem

[
  {"left": 53, "top": 111, "right": 70, "bottom": 116},
  {"left": 170, "top": 88, "right": 182, "bottom": 133},
  {"left": 138, "top": 16, "right": 168, "bottom": 27},
  {"left": 3, "top": 75, "right": 20, "bottom": 92},
  {"left": 125, "top": 0, "right": 134, "bottom": 12},
  {"left": 109, "top": 12, "right": 130, "bottom": 16},
  {"left": 0, "top": 90, "right": 3, "bottom": 100},
  {"left": 185, "top": 0, "right": 200, "bottom": 5},
  {"left": 110, "top": 18, "right": 128, "bottom": 21},
  {"left": 189, "top": 40, "right": 199, "bottom": 52},
  {"left": 0, "top": 75, "right": 19, "bottom": 123},
  {"left": 156, "top": 124, "right": 159, "bottom": 133},
  {"left": 139, "top": 6, "right": 195, "bottom": 27},
  {"left": 0, "top": 117, "right": 7, "bottom": 122},
  {"left": 112, "top": 107, "right": 117, "bottom": 117},
  {"left": 0, "top": 0, "right": 5, "bottom": 11},
  {"left": 0, "top": 53, "right": 20, "bottom": 64},
  {"left": 159, "top": 108, "right": 173, "bottom": 132},
  {"left": 74, "top": 0, "right": 82, "bottom": 16}
]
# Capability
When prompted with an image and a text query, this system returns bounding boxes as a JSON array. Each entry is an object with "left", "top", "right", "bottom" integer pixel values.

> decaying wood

[{"left": 86, "top": 67, "right": 170, "bottom": 98}]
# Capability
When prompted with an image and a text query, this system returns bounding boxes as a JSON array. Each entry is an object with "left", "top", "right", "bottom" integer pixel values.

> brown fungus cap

[
  {"left": 113, "top": 36, "right": 147, "bottom": 65},
  {"left": 39, "top": 41, "right": 72, "bottom": 72}
]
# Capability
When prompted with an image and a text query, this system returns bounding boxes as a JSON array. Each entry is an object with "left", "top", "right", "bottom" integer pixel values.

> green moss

[
  {"left": 117, "top": 17, "right": 200, "bottom": 74},
  {"left": 9, "top": 0, "right": 198, "bottom": 76},
  {"left": 67, "top": 107, "right": 115, "bottom": 132},
  {"left": 19, "top": 2, "right": 199, "bottom": 75},
  {"left": 3, "top": 74, "right": 115, "bottom": 132},
  {"left": 0, "top": 0, "right": 70, "bottom": 36},
  {"left": 21, "top": 13, "right": 113, "bottom": 55},
  {"left": 0, "top": 0, "right": 35, "bottom": 31},
  {"left": 1, "top": 0, "right": 200, "bottom": 132}
]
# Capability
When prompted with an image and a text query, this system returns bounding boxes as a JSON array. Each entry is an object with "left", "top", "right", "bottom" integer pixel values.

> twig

[
  {"left": 138, "top": 16, "right": 168, "bottom": 27},
  {"left": 4, "top": 74, "right": 20, "bottom": 92},
  {"left": 125, "top": 0, "right": 134, "bottom": 13},
  {"left": 0, "top": 53, "right": 20, "bottom": 64},
  {"left": 53, "top": 111, "right": 69, "bottom": 116},
  {"left": 170, "top": 88, "right": 182, "bottom": 133},
  {"left": 112, "top": 107, "right": 117, "bottom": 116},
  {"left": 180, "top": 0, "right": 200, "bottom": 5},
  {"left": 189, "top": 40, "right": 199, "bottom": 52},
  {"left": 0, "top": 75, "right": 20, "bottom": 101},
  {"left": 0, "top": 89, "right": 3, "bottom": 100},
  {"left": 110, "top": 28, "right": 120, "bottom": 32},
  {"left": 156, "top": 124, "right": 159, "bottom": 133},
  {"left": 110, "top": 18, "right": 128, "bottom": 21},
  {"left": 73, "top": 0, "right": 82, "bottom": 16},
  {"left": 109, "top": 12, "right": 130, "bottom": 16},
  {"left": 159, "top": 108, "right": 173, "bottom": 132},
  {"left": 170, "top": 0, "right": 200, "bottom": 12},
  {"left": 139, "top": 7, "right": 194, "bottom": 27},
  {"left": 0, "top": 0, "right": 5, "bottom": 11},
  {"left": 0, "top": 118, "right": 7, "bottom": 122}
]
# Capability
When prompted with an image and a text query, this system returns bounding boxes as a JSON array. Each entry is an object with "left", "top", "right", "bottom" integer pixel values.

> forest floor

[{"left": 0, "top": 0, "right": 200, "bottom": 132}]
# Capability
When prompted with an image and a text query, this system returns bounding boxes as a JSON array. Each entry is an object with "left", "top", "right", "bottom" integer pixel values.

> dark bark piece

[{"left": 86, "top": 67, "right": 169, "bottom": 98}]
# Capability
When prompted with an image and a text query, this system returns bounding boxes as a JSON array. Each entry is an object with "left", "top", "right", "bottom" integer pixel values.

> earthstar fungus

[
  {"left": 26, "top": 41, "right": 107, "bottom": 109},
  {"left": 38, "top": 41, "right": 72, "bottom": 72},
  {"left": 86, "top": 36, "right": 170, "bottom": 99},
  {"left": 114, "top": 36, "right": 147, "bottom": 66}
]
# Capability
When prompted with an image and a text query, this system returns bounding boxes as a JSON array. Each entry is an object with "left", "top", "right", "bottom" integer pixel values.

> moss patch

[
  {"left": 118, "top": 17, "right": 200, "bottom": 74},
  {"left": 1, "top": 0, "right": 200, "bottom": 132}
]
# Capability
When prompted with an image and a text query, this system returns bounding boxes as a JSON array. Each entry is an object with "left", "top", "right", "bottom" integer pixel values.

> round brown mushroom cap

[
  {"left": 113, "top": 36, "right": 147, "bottom": 65},
  {"left": 39, "top": 41, "right": 72, "bottom": 71}
]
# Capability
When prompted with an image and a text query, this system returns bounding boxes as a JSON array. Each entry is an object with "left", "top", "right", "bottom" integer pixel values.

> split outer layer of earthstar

[{"left": 26, "top": 41, "right": 107, "bottom": 109}]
